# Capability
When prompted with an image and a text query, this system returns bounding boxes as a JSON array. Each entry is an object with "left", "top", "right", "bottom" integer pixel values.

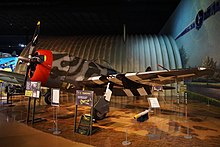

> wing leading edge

[
  {"left": 83, "top": 67, "right": 211, "bottom": 96},
  {"left": 0, "top": 70, "right": 25, "bottom": 85}
]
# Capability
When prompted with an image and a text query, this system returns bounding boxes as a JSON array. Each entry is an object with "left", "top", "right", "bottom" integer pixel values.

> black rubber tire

[
  {"left": 93, "top": 109, "right": 107, "bottom": 120},
  {"left": 44, "top": 91, "right": 51, "bottom": 105}
]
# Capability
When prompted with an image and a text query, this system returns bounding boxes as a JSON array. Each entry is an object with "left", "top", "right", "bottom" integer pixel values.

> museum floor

[{"left": 0, "top": 93, "right": 220, "bottom": 147}]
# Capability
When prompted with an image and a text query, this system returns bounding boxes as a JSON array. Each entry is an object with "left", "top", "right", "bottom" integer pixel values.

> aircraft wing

[
  {"left": 122, "top": 67, "right": 210, "bottom": 86},
  {"left": 87, "top": 67, "right": 210, "bottom": 86},
  {"left": 0, "top": 70, "right": 25, "bottom": 85},
  {"left": 84, "top": 67, "right": 211, "bottom": 96}
]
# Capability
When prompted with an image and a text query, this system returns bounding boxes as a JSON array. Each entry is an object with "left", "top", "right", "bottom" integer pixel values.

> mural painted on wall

[
  {"left": 179, "top": 45, "right": 220, "bottom": 82},
  {"left": 0, "top": 57, "right": 18, "bottom": 72},
  {"left": 175, "top": 0, "right": 220, "bottom": 40},
  {"left": 202, "top": 56, "right": 220, "bottom": 82},
  {"left": 179, "top": 46, "right": 188, "bottom": 68},
  {"left": 160, "top": 0, "right": 220, "bottom": 69}
]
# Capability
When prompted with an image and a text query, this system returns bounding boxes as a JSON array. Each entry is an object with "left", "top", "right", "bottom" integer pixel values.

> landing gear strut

[{"left": 93, "top": 82, "right": 113, "bottom": 120}]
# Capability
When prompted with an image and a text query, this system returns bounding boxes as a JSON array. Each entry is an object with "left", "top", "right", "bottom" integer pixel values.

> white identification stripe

[
  {"left": 108, "top": 77, "right": 123, "bottom": 85},
  {"left": 104, "top": 89, "right": 112, "bottom": 102},
  {"left": 88, "top": 76, "right": 105, "bottom": 84},
  {"left": 137, "top": 70, "right": 167, "bottom": 75},
  {"left": 137, "top": 87, "right": 148, "bottom": 96},
  {"left": 125, "top": 73, "right": 142, "bottom": 81},
  {"left": 123, "top": 89, "right": 134, "bottom": 96}
]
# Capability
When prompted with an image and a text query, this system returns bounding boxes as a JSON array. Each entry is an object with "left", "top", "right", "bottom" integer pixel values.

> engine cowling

[{"left": 30, "top": 50, "right": 53, "bottom": 86}]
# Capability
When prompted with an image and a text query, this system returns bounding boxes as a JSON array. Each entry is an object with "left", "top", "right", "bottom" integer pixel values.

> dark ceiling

[{"left": 0, "top": 0, "right": 181, "bottom": 36}]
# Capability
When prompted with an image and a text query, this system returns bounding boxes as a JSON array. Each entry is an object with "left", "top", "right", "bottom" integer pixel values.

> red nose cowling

[{"left": 30, "top": 50, "right": 53, "bottom": 86}]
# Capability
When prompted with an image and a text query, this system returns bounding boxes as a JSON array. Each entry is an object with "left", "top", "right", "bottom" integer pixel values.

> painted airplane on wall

[
  {"left": 0, "top": 21, "right": 212, "bottom": 119},
  {"left": 0, "top": 57, "right": 18, "bottom": 72},
  {"left": 175, "top": 0, "right": 220, "bottom": 40}
]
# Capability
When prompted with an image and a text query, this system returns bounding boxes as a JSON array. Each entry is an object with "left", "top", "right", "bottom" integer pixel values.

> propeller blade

[
  {"left": 22, "top": 21, "right": 41, "bottom": 90},
  {"left": 23, "top": 65, "right": 30, "bottom": 88},
  {"left": 29, "top": 21, "right": 40, "bottom": 56}
]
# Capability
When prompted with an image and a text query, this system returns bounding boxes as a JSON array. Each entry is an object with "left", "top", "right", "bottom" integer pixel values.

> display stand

[
  {"left": 180, "top": 85, "right": 187, "bottom": 105},
  {"left": 184, "top": 127, "right": 192, "bottom": 139},
  {"left": 184, "top": 92, "right": 188, "bottom": 105},
  {"left": 48, "top": 106, "right": 55, "bottom": 132},
  {"left": 1, "top": 84, "right": 14, "bottom": 105},
  {"left": 51, "top": 88, "right": 61, "bottom": 135},
  {"left": 176, "top": 92, "right": 180, "bottom": 105},
  {"left": 0, "top": 82, "right": 2, "bottom": 100},
  {"left": 146, "top": 97, "right": 161, "bottom": 139},
  {"left": 176, "top": 79, "right": 180, "bottom": 105},
  {"left": 122, "top": 128, "right": 131, "bottom": 146},
  {"left": 147, "top": 97, "right": 160, "bottom": 115},
  {"left": 184, "top": 105, "right": 192, "bottom": 139},
  {"left": 26, "top": 97, "right": 46, "bottom": 125},
  {"left": 6, "top": 93, "right": 12, "bottom": 105},
  {"left": 152, "top": 86, "right": 166, "bottom": 104},
  {"left": 74, "top": 90, "right": 95, "bottom": 136},
  {"left": 25, "top": 81, "right": 46, "bottom": 125},
  {"left": 52, "top": 106, "right": 61, "bottom": 135},
  {"left": 207, "top": 99, "right": 210, "bottom": 107}
]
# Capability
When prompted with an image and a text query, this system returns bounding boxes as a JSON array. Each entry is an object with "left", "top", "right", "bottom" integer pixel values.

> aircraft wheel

[
  {"left": 93, "top": 109, "right": 107, "bottom": 120},
  {"left": 44, "top": 91, "right": 51, "bottom": 105}
]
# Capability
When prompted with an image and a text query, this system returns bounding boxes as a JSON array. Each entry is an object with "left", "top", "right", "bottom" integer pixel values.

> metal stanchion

[
  {"left": 177, "top": 92, "right": 180, "bottom": 105},
  {"left": 74, "top": 105, "right": 78, "bottom": 133},
  {"left": 184, "top": 105, "right": 192, "bottom": 139},
  {"left": 31, "top": 98, "right": 37, "bottom": 126},
  {"left": 122, "top": 128, "right": 131, "bottom": 146},
  {"left": 184, "top": 92, "right": 188, "bottom": 105},
  {"left": 51, "top": 88, "right": 61, "bottom": 135},
  {"left": 184, "top": 126, "right": 192, "bottom": 139},
  {"left": 53, "top": 106, "right": 61, "bottom": 135},
  {"left": 26, "top": 97, "right": 31, "bottom": 124}
]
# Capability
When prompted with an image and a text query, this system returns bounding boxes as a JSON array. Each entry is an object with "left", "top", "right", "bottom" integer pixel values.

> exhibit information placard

[
  {"left": 25, "top": 81, "right": 41, "bottom": 98},
  {"left": 76, "top": 90, "right": 93, "bottom": 107},
  {"left": 148, "top": 97, "right": 160, "bottom": 108},
  {"left": 25, "top": 90, "right": 33, "bottom": 97},
  {"left": 51, "top": 88, "right": 60, "bottom": 106}
]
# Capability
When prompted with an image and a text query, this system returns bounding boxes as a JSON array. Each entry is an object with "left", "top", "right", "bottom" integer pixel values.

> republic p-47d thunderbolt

[{"left": 0, "top": 21, "right": 212, "bottom": 119}]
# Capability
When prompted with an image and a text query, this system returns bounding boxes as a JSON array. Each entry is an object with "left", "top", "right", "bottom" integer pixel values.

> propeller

[{"left": 17, "top": 21, "right": 44, "bottom": 90}]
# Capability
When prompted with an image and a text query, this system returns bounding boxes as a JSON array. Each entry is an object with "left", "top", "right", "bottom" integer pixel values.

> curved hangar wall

[
  {"left": 18, "top": 35, "right": 182, "bottom": 74},
  {"left": 17, "top": 35, "right": 182, "bottom": 96}
]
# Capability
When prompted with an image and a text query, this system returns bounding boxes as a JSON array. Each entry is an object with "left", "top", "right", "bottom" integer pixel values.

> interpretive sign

[
  {"left": 51, "top": 88, "right": 60, "bottom": 106},
  {"left": 25, "top": 81, "right": 41, "bottom": 98},
  {"left": 25, "top": 90, "right": 33, "bottom": 97},
  {"left": 76, "top": 90, "right": 93, "bottom": 107},
  {"left": 148, "top": 97, "right": 160, "bottom": 108}
]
